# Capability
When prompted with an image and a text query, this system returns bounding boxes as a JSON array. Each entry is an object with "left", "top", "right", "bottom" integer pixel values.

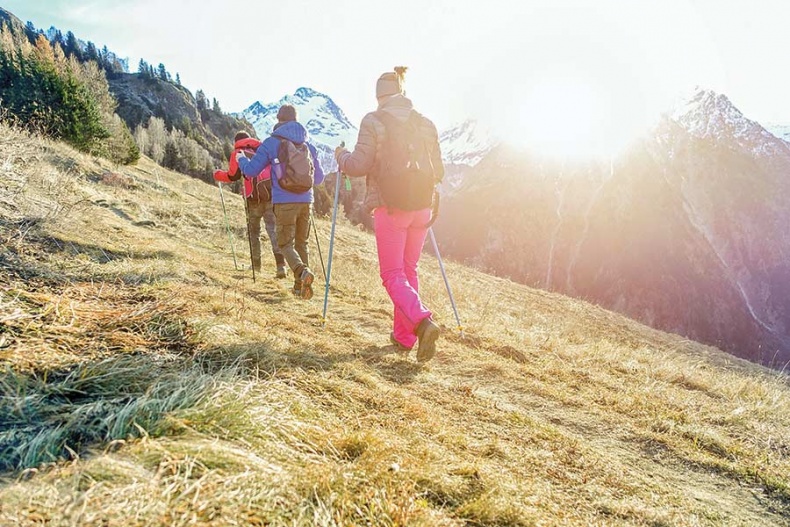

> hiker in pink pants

[
  {"left": 335, "top": 67, "right": 444, "bottom": 362},
  {"left": 374, "top": 207, "right": 433, "bottom": 350}
]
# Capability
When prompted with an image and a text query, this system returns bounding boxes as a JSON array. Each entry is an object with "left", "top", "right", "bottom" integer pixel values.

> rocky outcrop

[{"left": 108, "top": 73, "right": 254, "bottom": 166}]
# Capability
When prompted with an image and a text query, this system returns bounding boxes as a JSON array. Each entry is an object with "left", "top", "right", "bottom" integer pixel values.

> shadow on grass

[
  {"left": 36, "top": 233, "right": 175, "bottom": 264},
  {"left": 197, "top": 342, "right": 422, "bottom": 384},
  {"left": 358, "top": 345, "right": 424, "bottom": 384},
  {"left": 1, "top": 217, "right": 174, "bottom": 264},
  {"left": 246, "top": 288, "right": 288, "bottom": 305}
]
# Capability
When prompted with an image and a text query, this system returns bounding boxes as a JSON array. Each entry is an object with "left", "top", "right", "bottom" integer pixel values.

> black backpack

[
  {"left": 276, "top": 138, "right": 315, "bottom": 194},
  {"left": 374, "top": 110, "right": 437, "bottom": 211}
]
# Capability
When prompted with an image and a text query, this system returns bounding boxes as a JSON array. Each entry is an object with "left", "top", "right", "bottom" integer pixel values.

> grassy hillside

[{"left": 1, "top": 122, "right": 789, "bottom": 526}]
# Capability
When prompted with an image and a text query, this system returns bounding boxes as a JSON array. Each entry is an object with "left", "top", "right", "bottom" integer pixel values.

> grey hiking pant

[
  {"left": 247, "top": 198, "right": 283, "bottom": 270},
  {"left": 273, "top": 202, "right": 311, "bottom": 282}
]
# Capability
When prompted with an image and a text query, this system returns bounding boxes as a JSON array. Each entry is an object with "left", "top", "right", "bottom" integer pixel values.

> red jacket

[{"left": 213, "top": 137, "right": 271, "bottom": 200}]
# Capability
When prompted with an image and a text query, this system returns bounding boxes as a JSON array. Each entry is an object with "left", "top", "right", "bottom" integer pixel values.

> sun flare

[{"left": 506, "top": 77, "right": 637, "bottom": 159}]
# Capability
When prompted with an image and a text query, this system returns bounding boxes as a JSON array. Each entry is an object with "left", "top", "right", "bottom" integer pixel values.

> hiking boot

[
  {"left": 390, "top": 333, "right": 412, "bottom": 354},
  {"left": 276, "top": 265, "right": 287, "bottom": 279},
  {"left": 299, "top": 267, "right": 314, "bottom": 300},
  {"left": 415, "top": 318, "right": 440, "bottom": 363}
]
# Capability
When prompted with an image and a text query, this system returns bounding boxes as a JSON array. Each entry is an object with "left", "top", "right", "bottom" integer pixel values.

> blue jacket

[{"left": 237, "top": 121, "right": 325, "bottom": 204}]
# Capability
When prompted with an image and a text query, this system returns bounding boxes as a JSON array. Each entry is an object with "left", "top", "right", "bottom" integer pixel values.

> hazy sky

[{"left": 4, "top": 0, "right": 788, "bottom": 151}]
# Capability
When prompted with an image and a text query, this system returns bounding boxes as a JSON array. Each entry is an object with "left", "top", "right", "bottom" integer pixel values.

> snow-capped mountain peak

[
  {"left": 668, "top": 88, "right": 783, "bottom": 156},
  {"left": 671, "top": 89, "right": 751, "bottom": 138},
  {"left": 439, "top": 119, "right": 498, "bottom": 167},
  {"left": 237, "top": 88, "right": 358, "bottom": 171}
]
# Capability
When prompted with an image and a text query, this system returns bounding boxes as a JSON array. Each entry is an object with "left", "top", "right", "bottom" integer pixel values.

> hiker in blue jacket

[{"left": 237, "top": 105, "right": 325, "bottom": 299}]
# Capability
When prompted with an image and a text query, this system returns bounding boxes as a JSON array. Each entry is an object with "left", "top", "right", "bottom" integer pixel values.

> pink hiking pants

[{"left": 373, "top": 207, "right": 433, "bottom": 349}]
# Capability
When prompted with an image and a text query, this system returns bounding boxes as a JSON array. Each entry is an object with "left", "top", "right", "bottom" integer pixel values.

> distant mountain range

[
  {"left": 434, "top": 89, "right": 790, "bottom": 367},
  {"left": 236, "top": 89, "right": 497, "bottom": 177},
  {"left": 236, "top": 88, "right": 357, "bottom": 172}
]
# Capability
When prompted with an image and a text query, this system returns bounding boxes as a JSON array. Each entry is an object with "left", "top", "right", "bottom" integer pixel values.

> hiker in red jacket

[{"left": 214, "top": 131, "right": 286, "bottom": 278}]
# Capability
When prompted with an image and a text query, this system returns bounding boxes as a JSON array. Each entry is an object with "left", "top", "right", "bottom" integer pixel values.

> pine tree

[
  {"left": 162, "top": 139, "right": 180, "bottom": 170},
  {"left": 137, "top": 58, "right": 148, "bottom": 77},
  {"left": 157, "top": 63, "right": 167, "bottom": 81},
  {"left": 212, "top": 98, "right": 222, "bottom": 113},
  {"left": 175, "top": 73, "right": 181, "bottom": 85},
  {"left": 196, "top": 89, "right": 207, "bottom": 111},
  {"left": 99, "top": 45, "right": 111, "bottom": 72},
  {"left": 85, "top": 41, "right": 99, "bottom": 63},
  {"left": 64, "top": 31, "right": 81, "bottom": 60}
]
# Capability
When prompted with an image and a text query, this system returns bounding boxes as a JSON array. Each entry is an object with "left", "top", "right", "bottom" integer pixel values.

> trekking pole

[
  {"left": 428, "top": 228, "right": 464, "bottom": 337},
  {"left": 310, "top": 211, "right": 327, "bottom": 280},
  {"left": 321, "top": 144, "right": 345, "bottom": 329},
  {"left": 242, "top": 191, "right": 256, "bottom": 283},
  {"left": 217, "top": 182, "right": 240, "bottom": 270}
]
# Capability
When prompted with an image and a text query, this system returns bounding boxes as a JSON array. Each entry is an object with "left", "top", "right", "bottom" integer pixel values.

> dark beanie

[
  {"left": 277, "top": 104, "right": 297, "bottom": 122},
  {"left": 234, "top": 131, "right": 250, "bottom": 142},
  {"left": 376, "top": 66, "right": 407, "bottom": 99}
]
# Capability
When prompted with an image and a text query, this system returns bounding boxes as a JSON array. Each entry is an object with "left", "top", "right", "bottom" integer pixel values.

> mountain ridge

[{"left": 437, "top": 88, "right": 790, "bottom": 368}]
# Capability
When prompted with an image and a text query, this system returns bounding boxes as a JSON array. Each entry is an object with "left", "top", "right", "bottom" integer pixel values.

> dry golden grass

[{"left": 0, "top": 121, "right": 789, "bottom": 526}]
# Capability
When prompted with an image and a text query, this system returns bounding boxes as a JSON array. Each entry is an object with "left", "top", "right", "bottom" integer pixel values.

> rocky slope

[
  {"left": 0, "top": 7, "right": 34, "bottom": 37},
  {"left": 108, "top": 73, "right": 254, "bottom": 168},
  {"left": 436, "top": 89, "right": 790, "bottom": 367}
]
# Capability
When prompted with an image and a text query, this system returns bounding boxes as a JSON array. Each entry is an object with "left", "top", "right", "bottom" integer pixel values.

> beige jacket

[{"left": 338, "top": 94, "right": 444, "bottom": 213}]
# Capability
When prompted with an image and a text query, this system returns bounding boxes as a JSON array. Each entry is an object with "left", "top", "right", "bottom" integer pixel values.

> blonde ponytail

[{"left": 394, "top": 66, "right": 408, "bottom": 82}]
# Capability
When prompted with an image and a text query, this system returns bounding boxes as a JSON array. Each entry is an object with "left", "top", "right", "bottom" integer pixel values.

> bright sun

[{"left": 508, "top": 77, "right": 633, "bottom": 159}]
